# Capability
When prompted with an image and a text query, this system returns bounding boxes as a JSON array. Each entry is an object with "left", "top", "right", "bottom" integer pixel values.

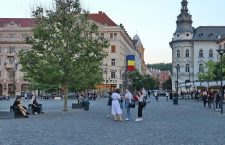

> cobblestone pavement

[{"left": 1, "top": 96, "right": 225, "bottom": 145}]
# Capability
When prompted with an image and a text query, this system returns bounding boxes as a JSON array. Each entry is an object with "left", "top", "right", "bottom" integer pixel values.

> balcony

[
  {"left": 6, "top": 52, "right": 16, "bottom": 57},
  {"left": 4, "top": 63, "right": 15, "bottom": 69}
]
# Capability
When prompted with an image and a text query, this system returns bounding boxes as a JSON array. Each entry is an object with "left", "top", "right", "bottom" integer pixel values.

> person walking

[
  {"left": 124, "top": 89, "right": 132, "bottom": 121},
  {"left": 107, "top": 91, "right": 112, "bottom": 118},
  {"left": 202, "top": 89, "right": 207, "bottom": 107},
  {"left": 111, "top": 88, "right": 123, "bottom": 121},
  {"left": 135, "top": 91, "right": 145, "bottom": 122}
]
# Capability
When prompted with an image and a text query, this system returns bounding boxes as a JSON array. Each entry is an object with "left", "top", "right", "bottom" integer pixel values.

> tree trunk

[{"left": 62, "top": 82, "right": 68, "bottom": 111}]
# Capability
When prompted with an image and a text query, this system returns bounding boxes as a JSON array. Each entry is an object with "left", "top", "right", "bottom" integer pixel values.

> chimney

[{"left": 98, "top": 11, "right": 103, "bottom": 14}]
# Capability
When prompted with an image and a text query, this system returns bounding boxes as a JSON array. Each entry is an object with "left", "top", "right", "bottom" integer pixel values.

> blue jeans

[{"left": 125, "top": 100, "right": 131, "bottom": 119}]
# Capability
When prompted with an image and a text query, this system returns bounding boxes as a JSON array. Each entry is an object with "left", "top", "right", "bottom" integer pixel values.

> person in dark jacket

[
  {"left": 30, "top": 95, "right": 42, "bottom": 114},
  {"left": 13, "top": 96, "right": 29, "bottom": 118}
]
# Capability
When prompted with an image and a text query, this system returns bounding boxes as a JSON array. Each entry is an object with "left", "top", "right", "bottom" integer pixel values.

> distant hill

[{"left": 147, "top": 63, "right": 172, "bottom": 72}]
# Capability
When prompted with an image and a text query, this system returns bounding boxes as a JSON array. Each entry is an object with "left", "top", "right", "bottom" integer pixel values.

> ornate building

[
  {"left": 0, "top": 12, "right": 144, "bottom": 96},
  {"left": 0, "top": 18, "right": 33, "bottom": 96},
  {"left": 170, "top": 0, "right": 225, "bottom": 91}
]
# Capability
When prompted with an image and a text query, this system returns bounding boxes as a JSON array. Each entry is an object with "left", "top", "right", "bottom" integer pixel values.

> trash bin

[
  {"left": 84, "top": 100, "right": 90, "bottom": 111},
  {"left": 173, "top": 94, "right": 178, "bottom": 105}
]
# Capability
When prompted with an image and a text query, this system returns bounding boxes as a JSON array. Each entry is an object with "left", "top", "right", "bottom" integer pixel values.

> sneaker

[
  {"left": 139, "top": 118, "right": 143, "bottom": 121},
  {"left": 125, "top": 118, "right": 129, "bottom": 121},
  {"left": 106, "top": 114, "right": 110, "bottom": 118},
  {"left": 135, "top": 118, "right": 140, "bottom": 122}
]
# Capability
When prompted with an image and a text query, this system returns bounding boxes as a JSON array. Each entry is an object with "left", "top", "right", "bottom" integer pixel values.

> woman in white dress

[{"left": 111, "top": 88, "right": 123, "bottom": 121}]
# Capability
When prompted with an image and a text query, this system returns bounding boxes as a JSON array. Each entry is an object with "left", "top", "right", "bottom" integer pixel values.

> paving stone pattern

[{"left": 0, "top": 96, "right": 225, "bottom": 145}]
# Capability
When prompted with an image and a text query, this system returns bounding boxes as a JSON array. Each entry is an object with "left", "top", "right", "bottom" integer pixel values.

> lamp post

[
  {"left": 174, "top": 64, "right": 180, "bottom": 105},
  {"left": 216, "top": 48, "right": 225, "bottom": 114},
  {"left": 103, "top": 64, "right": 108, "bottom": 97}
]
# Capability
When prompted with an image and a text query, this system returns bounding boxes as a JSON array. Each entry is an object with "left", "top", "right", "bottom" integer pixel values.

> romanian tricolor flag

[{"left": 127, "top": 55, "right": 135, "bottom": 72}]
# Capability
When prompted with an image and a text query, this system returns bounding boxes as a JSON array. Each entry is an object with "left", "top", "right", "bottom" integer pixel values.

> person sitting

[
  {"left": 30, "top": 95, "right": 42, "bottom": 114},
  {"left": 12, "top": 96, "right": 29, "bottom": 118}
]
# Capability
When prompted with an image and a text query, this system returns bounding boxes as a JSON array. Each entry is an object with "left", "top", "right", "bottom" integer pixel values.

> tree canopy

[{"left": 19, "top": 0, "right": 109, "bottom": 111}]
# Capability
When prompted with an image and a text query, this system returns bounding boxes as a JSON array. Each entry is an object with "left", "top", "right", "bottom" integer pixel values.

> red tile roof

[
  {"left": 0, "top": 12, "right": 117, "bottom": 27},
  {"left": 0, "top": 18, "right": 35, "bottom": 27},
  {"left": 89, "top": 11, "right": 117, "bottom": 26}
]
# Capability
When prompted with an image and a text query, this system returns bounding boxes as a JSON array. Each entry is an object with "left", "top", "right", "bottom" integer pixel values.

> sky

[{"left": 0, "top": 0, "right": 225, "bottom": 64}]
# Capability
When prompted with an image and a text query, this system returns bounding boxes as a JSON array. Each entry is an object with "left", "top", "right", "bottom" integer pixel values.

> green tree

[
  {"left": 198, "top": 60, "right": 216, "bottom": 83},
  {"left": 19, "top": 0, "right": 108, "bottom": 111},
  {"left": 128, "top": 71, "right": 144, "bottom": 91},
  {"left": 213, "top": 55, "right": 225, "bottom": 80},
  {"left": 162, "top": 77, "right": 172, "bottom": 90},
  {"left": 142, "top": 74, "right": 157, "bottom": 90},
  {"left": 147, "top": 63, "right": 172, "bottom": 72}
]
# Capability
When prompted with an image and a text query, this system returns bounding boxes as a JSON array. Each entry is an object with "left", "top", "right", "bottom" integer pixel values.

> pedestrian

[
  {"left": 12, "top": 96, "right": 29, "bottom": 118},
  {"left": 30, "top": 95, "right": 42, "bottom": 114},
  {"left": 202, "top": 89, "right": 207, "bottom": 107},
  {"left": 135, "top": 91, "right": 145, "bottom": 122},
  {"left": 124, "top": 89, "right": 132, "bottom": 121},
  {"left": 107, "top": 91, "right": 112, "bottom": 118},
  {"left": 166, "top": 91, "right": 169, "bottom": 101},
  {"left": 111, "top": 88, "right": 123, "bottom": 121}
]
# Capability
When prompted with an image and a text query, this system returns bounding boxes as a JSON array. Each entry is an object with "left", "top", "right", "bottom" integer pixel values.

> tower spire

[
  {"left": 175, "top": 0, "right": 193, "bottom": 34},
  {"left": 181, "top": 0, "right": 188, "bottom": 13}
]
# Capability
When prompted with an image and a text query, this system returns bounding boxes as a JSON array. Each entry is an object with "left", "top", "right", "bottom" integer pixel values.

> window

[
  {"left": 110, "top": 33, "right": 117, "bottom": 39},
  {"left": 111, "top": 59, "right": 115, "bottom": 66},
  {"left": 224, "top": 43, "right": 225, "bottom": 49},
  {"left": 0, "top": 71, "right": 1, "bottom": 78},
  {"left": 199, "top": 64, "right": 204, "bottom": 72},
  {"left": 111, "top": 45, "right": 116, "bottom": 53},
  {"left": 185, "top": 64, "right": 190, "bottom": 72},
  {"left": 110, "top": 33, "right": 113, "bottom": 39},
  {"left": 111, "top": 71, "right": 116, "bottom": 79},
  {"left": 209, "top": 50, "right": 213, "bottom": 58},
  {"left": 8, "top": 57, "right": 15, "bottom": 65},
  {"left": 9, "top": 34, "right": 16, "bottom": 41},
  {"left": 9, "top": 46, "right": 16, "bottom": 53},
  {"left": 8, "top": 70, "right": 14, "bottom": 79},
  {"left": 100, "top": 33, "right": 104, "bottom": 38},
  {"left": 219, "top": 45, "right": 222, "bottom": 49},
  {"left": 199, "top": 50, "right": 203, "bottom": 57},
  {"left": 114, "top": 33, "right": 117, "bottom": 39},
  {"left": 177, "top": 50, "right": 180, "bottom": 58},
  {"left": 185, "top": 50, "right": 189, "bottom": 57}
]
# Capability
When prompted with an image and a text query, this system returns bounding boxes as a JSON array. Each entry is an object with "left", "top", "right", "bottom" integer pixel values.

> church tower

[{"left": 170, "top": 0, "right": 194, "bottom": 91}]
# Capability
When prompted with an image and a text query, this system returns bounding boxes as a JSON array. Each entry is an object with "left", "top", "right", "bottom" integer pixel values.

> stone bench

[
  {"left": 72, "top": 103, "right": 83, "bottom": 109},
  {"left": 0, "top": 111, "right": 14, "bottom": 119}
]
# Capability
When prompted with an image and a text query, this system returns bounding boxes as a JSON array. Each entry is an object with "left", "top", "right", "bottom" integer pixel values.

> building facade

[
  {"left": 0, "top": 18, "right": 33, "bottom": 96},
  {"left": 170, "top": 0, "right": 225, "bottom": 91},
  {"left": 0, "top": 12, "right": 144, "bottom": 96}
]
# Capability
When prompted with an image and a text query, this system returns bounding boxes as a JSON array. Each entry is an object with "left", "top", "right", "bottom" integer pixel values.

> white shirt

[
  {"left": 125, "top": 91, "right": 132, "bottom": 101},
  {"left": 111, "top": 92, "right": 121, "bottom": 100}
]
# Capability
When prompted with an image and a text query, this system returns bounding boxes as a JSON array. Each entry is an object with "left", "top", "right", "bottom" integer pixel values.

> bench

[
  {"left": 72, "top": 103, "right": 83, "bottom": 109},
  {"left": 10, "top": 105, "right": 26, "bottom": 118},
  {"left": 28, "top": 104, "right": 43, "bottom": 114},
  {"left": 0, "top": 111, "right": 14, "bottom": 119}
]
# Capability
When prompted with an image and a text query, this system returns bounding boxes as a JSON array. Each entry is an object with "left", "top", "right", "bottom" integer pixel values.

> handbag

[
  {"left": 140, "top": 100, "right": 147, "bottom": 107},
  {"left": 128, "top": 100, "right": 135, "bottom": 108}
]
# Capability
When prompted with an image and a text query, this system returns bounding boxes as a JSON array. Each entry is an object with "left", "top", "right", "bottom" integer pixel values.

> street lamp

[
  {"left": 174, "top": 64, "right": 180, "bottom": 105},
  {"left": 216, "top": 48, "right": 225, "bottom": 114},
  {"left": 103, "top": 64, "right": 108, "bottom": 97}
]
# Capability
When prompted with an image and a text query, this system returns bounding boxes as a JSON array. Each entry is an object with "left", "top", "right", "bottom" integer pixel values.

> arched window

[
  {"left": 199, "top": 64, "right": 204, "bottom": 72},
  {"left": 209, "top": 50, "right": 213, "bottom": 58},
  {"left": 199, "top": 50, "right": 203, "bottom": 57},
  {"left": 177, "top": 50, "right": 180, "bottom": 58},
  {"left": 185, "top": 50, "right": 189, "bottom": 57},
  {"left": 185, "top": 64, "right": 190, "bottom": 72}
]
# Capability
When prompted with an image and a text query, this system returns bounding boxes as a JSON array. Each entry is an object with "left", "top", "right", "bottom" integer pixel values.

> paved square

[{"left": 1, "top": 97, "right": 225, "bottom": 145}]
